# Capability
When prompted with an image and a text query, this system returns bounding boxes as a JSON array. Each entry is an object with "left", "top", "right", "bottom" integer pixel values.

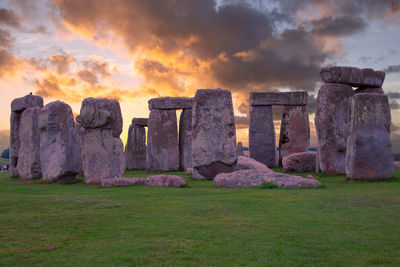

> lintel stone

[
  {"left": 131, "top": 118, "right": 148, "bottom": 127},
  {"left": 250, "top": 91, "right": 307, "bottom": 106},
  {"left": 148, "top": 97, "right": 193, "bottom": 110}
]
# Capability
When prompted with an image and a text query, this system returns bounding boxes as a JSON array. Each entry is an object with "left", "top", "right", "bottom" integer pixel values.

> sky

[{"left": 0, "top": 0, "right": 400, "bottom": 152}]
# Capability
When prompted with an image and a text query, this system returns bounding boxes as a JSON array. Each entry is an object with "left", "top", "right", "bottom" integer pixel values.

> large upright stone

[
  {"left": 192, "top": 89, "right": 237, "bottom": 179},
  {"left": 38, "top": 101, "right": 81, "bottom": 182},
  {"left": 148, "top": 97, "right": 193, "bottom": 110},
  {"left": 17, "top": 107, "right": 42, "bottom": 179},
  {"left": 179, "top": 108, "right": 192, "bottom": 171},
  {"left": 11, "top": 94, "right": 44, "bottom": 113},
  {"left": 236, "top": 142, "right": 244, "bottom": 156},
  {"left": 346, "top": 94, "right": 393, "bottom": 179},
  {"left": 278, "top": 105, "right": 310, "bottom": 165},
  {"left": 320, "top": 66, "right": 385, "bottom": 87},
  {"left": 125, "top": 124, "right": 146, "bottom": 170},
  {"left": 146, "top": 109, "right": 179, "bottom": 172},
  {"left": 81, "top": 129, "right": 125, "bottom": 184},
  {"left": 77, "top": 97, "right": 122, "bottom": 137},
  {"left": 249, "top": 105, "right": 275, "bottom": 167},
  {"left": 315, "top": 83, "right": 354, "bottom": 174}
]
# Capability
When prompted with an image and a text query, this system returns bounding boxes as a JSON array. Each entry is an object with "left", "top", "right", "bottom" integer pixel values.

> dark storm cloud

[
  {"left": 384, "top": 65, "right": 400, "bottom": 73},
  {"left": 0, "top": 8, "right": 22, "bottom": 28},
  {"left": 0, "top": 29, "right": 14, "bottom": 49},
  {"left": 311, "top": 16, "right": 366, "bottom": 36}
]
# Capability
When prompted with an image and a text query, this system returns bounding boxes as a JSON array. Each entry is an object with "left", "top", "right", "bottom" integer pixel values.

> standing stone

[
  {"left": 179, "top": 108, "right": 192, "bottom": 171},
  {"left": 249, "top": 105, "right": 275, "bottom": 167},
  {"left": 315, "top": 83, "right": 354, "bottom": 174},
  {"left": 79, "top": 97, "right": 125, "bottom": 184},
  {"left": 237, "top": 142, "right": 244, "bottom": 156},
  {"left": 81, "top": 128, "right": 125, "bottom": 184},
  {"left": 192, "top": 89, "right": 237, "bottom": 179},
  {"left": 10, "top": 94, "right": 43, "bottom": 177},
  {"left": 278, "top": 105, "right": 310, "bottom": 165},
  {"left": 346, "top": 94, "right": 393, "bottom": 179},
  {"left": 38, "top": 101, "right": 81, "bottom": 183},
  {"left": 125, "top": 124, "right": 146, "bottom": 170},
  {"left": 146, "top": 109, "right": 179, "bottom": 172},
  {"left": 17, "top": 107, "right": 42, "bottom": 179}
]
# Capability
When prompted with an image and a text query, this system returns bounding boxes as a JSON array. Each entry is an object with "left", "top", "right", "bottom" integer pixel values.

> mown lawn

[{"left": 1, "top": 169, "right": 400, "bottom": 266}]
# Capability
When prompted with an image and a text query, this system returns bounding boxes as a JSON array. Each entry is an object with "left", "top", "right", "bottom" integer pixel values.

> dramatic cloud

[
  {"left": 0, "top": 8, "right": 21, "bottom": 28},
  {"left": 384, "top": 65, "right": 400, "bottom": 73},
  {"left": 311, "top": 16, "right": 366, "bottom": 36}
]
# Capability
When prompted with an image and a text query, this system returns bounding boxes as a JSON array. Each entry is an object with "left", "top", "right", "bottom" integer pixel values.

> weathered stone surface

[
  {"left": 235, "top": 156, "right": 274, "bottom": 173},
  {"left": 278, "top": 105, "right": 310, "bottom": 165},
  {"left": 11, "top": 94, "right": 43, "bottom": 112},
  {"left": 145, "top": 175, "right": 186, "bottom": 187},
  {"left": 346, "top": 93, "right": 393, "bottom": 179},
  {"left": 146, "top": 109, "right": 179, "bottom": 172},
  {"left": 17, "top": 107, "right": 42, "bottom": 179},
  {"left": 236, "top": 142, "right": 244, "bottom": 156},
  {"left": 131, "top": 118, "right": 148, "bottom": 127},
  {"left": 101, "top": 177, "right": 145, "bottom": 187},
  {"left": 77, "top": 97, "right": 123, "bottom": 137},
  {"left": 354, "top": 87, "right": 384, "bottom": 94},
  {"left": 125, "top": 125, "right": 146, "bottom": 170},
  {"left": 179, "top": 108, "right": 192, "bottom": 170},
  {"left": 394, "top": 161, "right": 400, "bottom": 169},
  {"left": 315, "top": 83, "right": 354, "bottom": 174},
  {"left": 320, "top": 66, "right": 385, "bottom": 87},
  {"left": 148, "top": 97, "right": 193, "bottom": 110},
  {"left": 282, "top": 151, "right": 316, "bottom": 173},
  {"left": 192, "top": 89, "right": 237, "bottom": 179},
  {"left": 249, "top": 105, "right": 275, "bottom": 167},
  {"left": 250, "top": 91, "right": 308, "bottom": 106},
  {"left": 39, "top": 101, "right": 81, "bottom": 182},
  {"left": 81, "top": 128, "right": 125, "bottom": 184},
  {"left": 10, "top": 112, "right": 21, "bottom": 177},
  {"left": 214, "top": 169, "right": 321, "bottom": 188}
]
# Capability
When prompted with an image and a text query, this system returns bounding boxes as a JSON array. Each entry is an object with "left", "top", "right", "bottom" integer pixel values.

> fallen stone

[
  {"left": 77, "top": 97, "right": 123, "bottom": 137},
  {"left": 354, "top": 87, "right": 384, "bottom": 94},
  {"left": 39, "top": 101, "right": 81, "bottom": 183},
  {"left": 214, "top": 169, "right": 321, "bottom": 189},
  {"left": 131, "top": 118, "right": 148, "bottom": 127},
  {"left": 179, "top": 108, "right": 192, "bottom": 170},
  {"left": 315, "top": 83, "right": 354, "bottom": 174},
  {"left": 148, "top": 97, "right": 193, "bottom": 110},
  {"left": 346, "top": 93, "right": 393, "bottom": 179},
  {"left": 278, "top": 105, "right": 310, "bottom": 165},
  {"left": 145, "top": 175, "right": 186, "bottom": 187},
  {"left": 81, "top": 128, "right": 125, "bottom": 184},
  {"left": 17, "top": 107, "right": 42, "bottom": 179},
  {"left": 235, "top": 156, "right": 274, "bottom": 173},
  {"left": 146, "top": 109, "right": 179, "bottom": 172},
  {"left": 282, "top": 151, "right": 316, "bottom": 173},
  {"left": 250, "top": 91, "right": 307, "bottom": 106},
  {"left": 101, "top": 177, "right": 146, "bottom": 187},
  {"left": 394, "top": 161, "right": 400, "bottom": 169},
  {"left": 236, "top": 142, "right": 244, "bottom": 156},
  {"left": 320, "top": 66, "right": 385, "bottom": 87},
  {"left": 11, "top": 94, "right": 43, "bottom": 112},
  {"left": 125, "top": 124, "right": 146, "bottom": 170},
  {"left": 192, "top": 89, "right": 237, "bottom": 179},
  {"left": 249, "top": 105, "right": 275, "bottom": 167}
]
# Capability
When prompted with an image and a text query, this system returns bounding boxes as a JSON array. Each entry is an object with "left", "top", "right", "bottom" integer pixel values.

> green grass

[{"left": 1, "top": 169, "right": 400, "bottom": 266}]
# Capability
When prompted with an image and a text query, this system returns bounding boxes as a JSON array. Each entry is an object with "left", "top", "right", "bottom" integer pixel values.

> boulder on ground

[
  {"left": 148, "top": 97, "right": 193, "bottom": 110},
  {"left": 282, "top": 151, "right": 316, "bottom": 173},
  {"left": 39, "top": 101, "right": 81, "bottom": 182},
  {"left": 101, "top": 177, "right": 146, "bottom": 187},
  {"left": 77, "top": 97, "right": 123, "bottom": 137},
  {"left": 235, "top": 156, "right": 273, "bottom": 173},
  {"left": 214, "top": 169, "right": 321, "bottom": 189},
  {"left": 192, "top": 89, "right": 237, "bottom": 179},
  {"left": 394, "top": 161, "right": 400, "bottom": 169},
  {"left": 320, "top": 66, "right": 385, "bottom": 87},
  {"left": 145, "top": 175, "right": 186, "bottom": 187},
  {"left": 11, "top": 94, "right": 44, "bottom": 112}
]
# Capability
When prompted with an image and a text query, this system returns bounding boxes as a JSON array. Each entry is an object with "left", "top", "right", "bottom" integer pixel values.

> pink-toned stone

[
  {"left": 320, "top": 66, "right": 385, "bottom": 87},
  {"left": 145, "top": 175, "right": 186, "bottom": 187},
  {"left": 235, "top": 156, "right": 274, "bottom": 173},
  {"left": 101, "top": 177, "right": 146, "bottom": 187},
  {"left": 282, "top": 151, "right": 316, "bottom": 173}
]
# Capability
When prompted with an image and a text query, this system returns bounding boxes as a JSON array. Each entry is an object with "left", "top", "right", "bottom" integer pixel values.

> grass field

[{"left": 1, "top": 169, "right": 400, "bottom": 266}]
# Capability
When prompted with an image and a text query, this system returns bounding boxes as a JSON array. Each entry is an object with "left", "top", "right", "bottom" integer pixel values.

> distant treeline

[{"left": 394, "top": 154, "right": 400, "bottom": 161}]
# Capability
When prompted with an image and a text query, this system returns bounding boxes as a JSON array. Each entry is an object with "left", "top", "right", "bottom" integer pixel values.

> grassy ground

[{"left": 1, "top": 169, "right": 400, "bottom": 266}]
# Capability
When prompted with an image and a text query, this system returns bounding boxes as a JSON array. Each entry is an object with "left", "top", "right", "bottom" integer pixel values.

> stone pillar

[
  {"left": 179, "top": 108, "right": 192, "bottom": 171},
  {"left": 346, "top": 93, "right": 393, "bottom": 179},
  {"left": 278, "top": 105, "right": 309, "bottom": 165},
  {"left": 146, "top": 109, "right": 179, "bottom": 172},
  {"left": 236, "top": 142, "right": 244, "bottom": 156},
  {"left": 249, "top": 105, "right": 275, "bottom": 167},
  {"left": 78, "top": 97, "right": 125, "bottom": 184},
  {"left": 125, "top": 118, "right": 147, "bottom": 170},
  {"left": 10, "top": 94, "right": 44, "bottom": 178},
  {"left": 315, "top": 83, "right": 354, "bottom": 174},
  {"left": 39, "top": 101, "right": 81, "bottom": 183},
  {"left": 192, "top": 89, "right": 237, "bottom": 179}
]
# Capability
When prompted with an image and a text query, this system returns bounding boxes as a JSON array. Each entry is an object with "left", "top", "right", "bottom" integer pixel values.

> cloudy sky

[{"left": 0, "top": 0, "right": 400, "bottom": 151}]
